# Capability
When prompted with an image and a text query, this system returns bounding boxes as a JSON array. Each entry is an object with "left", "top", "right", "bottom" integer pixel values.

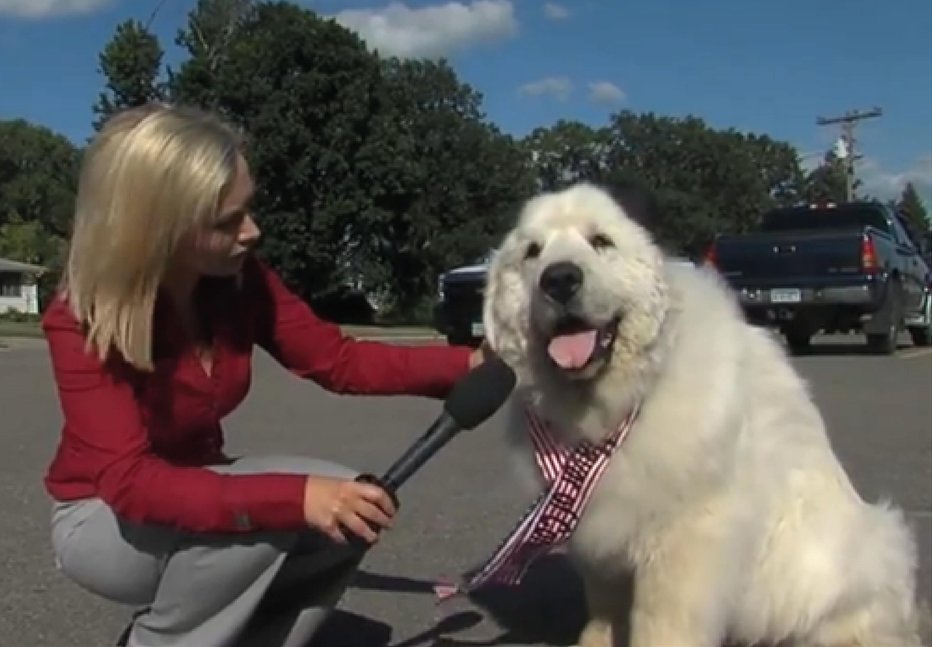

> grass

[
  {"left": 342, "top": 324, "right": 439, "bottom": 338},
  {"left": 0, "top": 320, "right": 43, "bottom": 339}
]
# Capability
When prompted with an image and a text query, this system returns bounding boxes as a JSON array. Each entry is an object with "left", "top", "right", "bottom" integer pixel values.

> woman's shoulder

[
  {"left": 41, "top": 293, "right": 110, "bottom": 358},
  {"left": 41, "top": 291, "right": 82, "bottom": 332}
]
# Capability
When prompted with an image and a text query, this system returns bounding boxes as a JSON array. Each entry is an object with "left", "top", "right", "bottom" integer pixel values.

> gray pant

[{"left": 50, "top": 455, "right": 362, "bottom": 647}]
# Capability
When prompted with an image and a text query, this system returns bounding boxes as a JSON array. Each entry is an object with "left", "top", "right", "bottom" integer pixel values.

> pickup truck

[{"left": 707, "top": 201, "right": 932, "bottom": 354}]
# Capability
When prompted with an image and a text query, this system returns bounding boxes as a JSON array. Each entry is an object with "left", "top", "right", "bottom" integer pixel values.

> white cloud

[
  {"left": 333, "top": 1, "right": 518, "bottom": 59},
  {"left": 797, "top": 149, "right": 826, "bottom": 174},
  {"left": 858, "top": 154, "right": 932, "bottom": 206},
  {"left": 0, "top": 0, "right": 112, "bottom": 18},
  {"left": 518, "top": 76, "right": 573, "bottom": 101},
  {"left": 543, "top": 2, "right": 570, "bottom": 20},
  {"left": 588, "top": 81, "right": 626, "bottom": 105}
]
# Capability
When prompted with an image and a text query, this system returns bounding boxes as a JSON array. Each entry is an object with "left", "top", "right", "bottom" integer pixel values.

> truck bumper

[{"left": 732, "top": 279, "right": 885, "bottom": 328}]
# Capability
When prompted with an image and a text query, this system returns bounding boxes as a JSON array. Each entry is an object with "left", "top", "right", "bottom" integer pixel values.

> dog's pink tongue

[{"left": 548, "top": 330, "right": 598, "bottom": 369}]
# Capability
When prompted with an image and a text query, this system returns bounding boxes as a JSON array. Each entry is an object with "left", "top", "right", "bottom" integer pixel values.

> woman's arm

[
  {"left": 247, "top": 256, "right": 475, "bottom": 398},
  {"left": 42, "top": 298, "right": 309, "bottom": 534}
]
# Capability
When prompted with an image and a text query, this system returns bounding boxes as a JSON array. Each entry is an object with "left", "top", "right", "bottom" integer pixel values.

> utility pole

[{"left": 816, "top": 107, "right": 882, "bottom": 202}]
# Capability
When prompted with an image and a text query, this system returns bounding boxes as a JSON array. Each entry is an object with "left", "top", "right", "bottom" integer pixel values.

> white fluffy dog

[{"left": 481, "top": 182, "right": 924, "bottom": 647}]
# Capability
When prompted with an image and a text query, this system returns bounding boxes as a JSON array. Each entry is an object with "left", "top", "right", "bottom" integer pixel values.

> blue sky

[{"left": 1, "top": 0, "right": 930, "bottom": 205}]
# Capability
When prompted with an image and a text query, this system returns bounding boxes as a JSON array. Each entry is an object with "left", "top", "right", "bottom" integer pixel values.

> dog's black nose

[{"left": 539, "top": 261, "right": 584, "bottom": 304}]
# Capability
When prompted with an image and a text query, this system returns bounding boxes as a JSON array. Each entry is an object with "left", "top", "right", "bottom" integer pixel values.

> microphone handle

[
  {"left": 348, "top": 412, "right": 462, "bottom": 552},
  {"left": 380, "top": 412, "right": 462, "bottom": 493}
]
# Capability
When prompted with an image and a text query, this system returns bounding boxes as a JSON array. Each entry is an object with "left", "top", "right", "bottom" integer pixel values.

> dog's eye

[
  {"left": 589, "top": 233, "right": 615, "bottom": 250},
  {"left": 524, "top": 242, "right": 542, "bottom": 260}
]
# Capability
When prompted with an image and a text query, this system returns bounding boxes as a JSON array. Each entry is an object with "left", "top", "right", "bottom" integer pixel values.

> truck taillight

[
  {"left": 861, "top": 235, "right": 878, "bottom": 274},
  {"left": 704, "top": 242, "right": 717, "bottom": 268}
]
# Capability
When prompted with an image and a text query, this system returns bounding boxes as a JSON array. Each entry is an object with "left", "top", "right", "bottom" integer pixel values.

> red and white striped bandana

[{"left": 435, "top": 402, "right": 639, "bottom": 601}]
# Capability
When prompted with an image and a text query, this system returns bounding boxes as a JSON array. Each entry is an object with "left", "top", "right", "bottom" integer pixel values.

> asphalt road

[{"left": 1, "top": 334, "right": 929, "bottom": 647}]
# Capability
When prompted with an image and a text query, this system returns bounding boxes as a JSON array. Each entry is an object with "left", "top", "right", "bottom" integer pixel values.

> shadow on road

[
  {"left": 462, "top": 555, "right": 590, "bottom": 646},
  {"left": 323, "top": 554, "right": 594, "bottom": 646},
  {"left": 315, "top": 609, "right": 394, "bottom": 646}
]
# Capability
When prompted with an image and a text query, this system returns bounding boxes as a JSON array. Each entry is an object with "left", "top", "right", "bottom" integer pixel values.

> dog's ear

[{"left": 603, "top": 176, "right": 663, "bottom": 235}]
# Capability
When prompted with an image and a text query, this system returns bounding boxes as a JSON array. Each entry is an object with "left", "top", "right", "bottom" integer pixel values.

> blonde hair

[{"left": 62, "top": 103, "right": 244, "bottom": 371}]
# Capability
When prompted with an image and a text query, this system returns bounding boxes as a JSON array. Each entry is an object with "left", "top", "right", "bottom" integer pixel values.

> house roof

[{"left": 0, "top": 257, "right": 46, "bottom": 273}]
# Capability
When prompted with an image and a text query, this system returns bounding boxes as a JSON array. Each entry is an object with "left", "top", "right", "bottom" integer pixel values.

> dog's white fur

[{"left": 482, "top": 183, "right": 924, "bottom": 647}]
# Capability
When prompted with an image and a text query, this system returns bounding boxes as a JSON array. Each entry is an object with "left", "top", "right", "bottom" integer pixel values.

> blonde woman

[{"left": 42, "top": 103, "right": 486, "bottom": 646}]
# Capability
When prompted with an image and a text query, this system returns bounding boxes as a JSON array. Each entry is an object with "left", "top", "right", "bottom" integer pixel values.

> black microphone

[
  {"left": 385, "top": 355, "right": 517, "bottom": 493},
  {"left": 353, "top": 355, "right": 517, "bottom": 511}
]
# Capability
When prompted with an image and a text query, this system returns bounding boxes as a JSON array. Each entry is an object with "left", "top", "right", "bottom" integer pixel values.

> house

[{"left": 0, "top": 257, "right": 46, "bottom": 315}]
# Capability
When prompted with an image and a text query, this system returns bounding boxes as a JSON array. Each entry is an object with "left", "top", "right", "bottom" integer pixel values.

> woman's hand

[
  {"left": 469, "top": 339, "right": 493, "bottom": 369},
  {"left": 302, "top": 475, "right": 396, "bottom": 545}
]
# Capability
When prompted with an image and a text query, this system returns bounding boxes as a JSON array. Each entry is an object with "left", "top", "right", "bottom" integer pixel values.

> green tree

[
  {"left": 0, "top": 120, "right": 77, "bottom": 305},
  {"left": 357, "top": 57, "right": 534, "bottom": 317},
  {"left": 0, "top": 119, "right": 79, "bottom": 238},
  {"left": 92, "top": 19, "right": 167, "bottom": 130},
  {"left": 600, "top": 110, "right": 805, "bottom": 256},
  {"left": 521, "top": 120, "right": 608, "bottom": 191},
  {"left": 170, "top": 1, "right": 386, "bottom": 301},
  {"left": 0, "top": 216, "right": 62, "bottom": 265},
  {"left": 897, "top": 182, "right": 931, "bottom": 252},
  {"left": 803, "top": 151, "right": 849, "bottom": 204},
  {"left": 0, "top": 214, "right": 68, "bottom": 305},
  {"left": 86, "top": 0, "right": 832, "bottom": 316},
  {"left": 168, "top": 0, "right": 256, "bottom": 110}
]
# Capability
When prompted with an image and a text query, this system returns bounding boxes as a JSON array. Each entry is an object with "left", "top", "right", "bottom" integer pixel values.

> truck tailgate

[{"left": 715, "top": 230, "right": 866, "bottom": 283}]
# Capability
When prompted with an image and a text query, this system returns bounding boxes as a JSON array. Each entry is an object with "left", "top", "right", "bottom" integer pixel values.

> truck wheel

[
  {"left": 867, "top": 324, "right": 898, "bottom": 355},
  {"left": 865, "top": 282, "right": 901, "bottom": 355},
  {"left": 909, "top": 326, "right": 932, "bottom": 347},
  {"left": 907, "top": 295, "right": 932, "bottom": 347},
  {"left": 785, "top": 329, "right": 812, "bottom": 355}
]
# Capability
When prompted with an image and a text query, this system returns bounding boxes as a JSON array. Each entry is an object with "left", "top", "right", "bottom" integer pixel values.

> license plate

[
  {"left": 770, "top": 288, "right": 801, "bottom": 303},
  {"left": 471, "top": 322, "right": 485, "bottom": 337}
]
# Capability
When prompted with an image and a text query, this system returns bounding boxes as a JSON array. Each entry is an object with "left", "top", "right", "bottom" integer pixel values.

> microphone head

[{"left": 444, "top": 355, "right": 517, "bottom": 430}]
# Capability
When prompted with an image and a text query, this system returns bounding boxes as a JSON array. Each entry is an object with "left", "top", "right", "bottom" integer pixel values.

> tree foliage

[
  {"left": 523, "top": 120, "right": 609, "bottom": 191},
  {"left": 519, "top": 111, "right": 805, "bottom": 256},
  {"left": 92, "top": 19, "right": 167, "bottom": 130},
  {"left": 897, "top": 182, "right": 931, "bottom": 253},
  {"left": 0, "top": 120, "right": 78, "bottom": 239},
  {"left": 170, "top": 1, "right": 391, "bottom": 302},
  {"left": 357, "top": 57, "right": 534, "bottom": 313},
  {"left": 803, "top": 151, "right": 850, "bottom": 204},
  {"left": 0, "top": 119, "right": 78, "bottom": 303},
  {"left": 4, "top": 0, "right": 926, "bottom": 321}
]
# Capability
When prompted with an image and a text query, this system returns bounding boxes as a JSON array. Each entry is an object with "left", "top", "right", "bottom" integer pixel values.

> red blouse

[{"left": 41, "top": 255, "right": 472, "bottom": 534}]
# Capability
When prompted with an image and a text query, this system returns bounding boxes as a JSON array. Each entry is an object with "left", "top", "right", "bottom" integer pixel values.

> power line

[
  {"left": 144, "top": 0, "right": 171, "bottom": 30},
  {"left": 816, "top": 107, "right": 883, "bottom": 202}
]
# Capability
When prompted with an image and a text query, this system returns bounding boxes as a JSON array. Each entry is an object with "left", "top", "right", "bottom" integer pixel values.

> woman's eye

[
  {"left": 217, "top": 212, "right": 245, "bottom": 231},
  {"left": 524, "top": 242, "right": 542, "bottom": 260}
]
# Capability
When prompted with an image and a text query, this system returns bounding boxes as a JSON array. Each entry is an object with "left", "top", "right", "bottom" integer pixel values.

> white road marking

[{"left": 899, "top": 347, "right": 932, "bottom": 360}]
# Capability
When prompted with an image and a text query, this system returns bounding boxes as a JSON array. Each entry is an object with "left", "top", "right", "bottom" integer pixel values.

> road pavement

[{"left": 1, "top": 334, "right": 929, "bottom": 646}]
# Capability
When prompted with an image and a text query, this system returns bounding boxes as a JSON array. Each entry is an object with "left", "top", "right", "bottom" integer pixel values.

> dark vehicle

[
  {"left": 432, "top": 253, "right": 491, "bottom": 346},
  {"left": 707, "top": 201, "right": 932, "bottom": 354}
]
